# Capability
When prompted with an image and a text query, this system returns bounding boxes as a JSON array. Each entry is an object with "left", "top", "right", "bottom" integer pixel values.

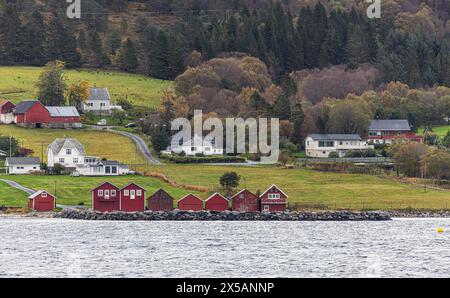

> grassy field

[
  {"left": 143, "top": 164, "right": 450, "bottom": 210},
  {"left": 0, "top": 66, "right": 172, "bottom": 108},
  {"left": 0, "top": 125, "right": 146, "bottom": 164},
  {"left": 419, "top": 125, "right": 450, "bottom": 138},
  {"left": 0, "top": 175, "right": 201, "bottom": 207}
]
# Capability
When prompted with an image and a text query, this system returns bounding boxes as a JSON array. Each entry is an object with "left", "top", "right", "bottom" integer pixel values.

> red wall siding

[
  {"left": 120, "top": 184, "right": 146, "bottom": 212},
  {"left": 231, "top": 190, "right": 260, "bottom": 212},
  {"left": 0, "top": 101, "right": 15, "bottom": 113},
  {"left": 260, "top": 186, "right": 287, "bottom": 212},
  {"left": 51, "top": 116, "right": 81, "bottom": 123},
  {"left": 16, "top": 102, "right": 51, "bottom": 124},
  {"left": 29, "top": 194, "right": 56, "bottom": 212},
  {"left": 205, "top": 194, "right": 229, "bottom": 211},
  {"left": 178, "top": 194, "right": 203, "bottom": 211},
  {"left": 148, "top": 189, "right": 174, "bottom": 211},
  {"left": 92, "top": 183, "right": 120, "bottom": 212}
]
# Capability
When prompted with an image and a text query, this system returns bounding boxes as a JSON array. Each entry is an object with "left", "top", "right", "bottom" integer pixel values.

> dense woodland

[{"left": 0, "top": 0, "right": 448, "bottom": 87}]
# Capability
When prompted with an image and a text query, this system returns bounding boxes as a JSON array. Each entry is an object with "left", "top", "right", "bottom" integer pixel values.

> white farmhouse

[
  {"left": 305, "top": 134, "right": 373, "bottom": 158},
  {"left": 162, "top": 135, "right": 224, "bottom": 156},
  {"left": 5, "top": 157, "right": 41, "bottom": 174},
  {"left": 47, "top": 138, "right": 130, "bottom": 176},
  {"left": 81, "top": 88, "right": 122, "bottom": 114}
]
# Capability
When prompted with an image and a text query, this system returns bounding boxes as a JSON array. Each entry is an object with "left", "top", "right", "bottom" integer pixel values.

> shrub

[{"left": 328, "top": 152, "right": 339, "bottom": 158}]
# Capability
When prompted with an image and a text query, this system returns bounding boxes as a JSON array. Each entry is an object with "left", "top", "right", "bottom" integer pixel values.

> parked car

[{"left": 125, "top": 123, "right": 136, "bottom": 128}]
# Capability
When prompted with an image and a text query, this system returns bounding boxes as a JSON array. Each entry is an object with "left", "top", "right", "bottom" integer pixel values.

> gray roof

[
  {"left": 6, "top": 157, "right": 40, "bottom": 165},
  {"left": 48, "top": 138, "right": 86, "bottom": 155},
  {"left": 308, "top": 134, "right": 362, "bottom": 141},
  {"left": 46, "top": 106, "right": 80, "bottom": 117},
  {"left": 14, "top": 100, "right": 39, "bottom": 114},
  {"left": 369, "top": 120, "right": 411, "bottom": 131},
  {"left": 89, "top": 88, "right": 110, "bottom": 101}
]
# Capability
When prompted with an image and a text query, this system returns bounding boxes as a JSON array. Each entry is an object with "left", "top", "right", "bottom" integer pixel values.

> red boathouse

[
  {"left": 205, "top": 193, "right": 229, "bottom": 211},
  {"left": 148, "top": 189, "right": 174, "bottom": 211},
  {"left": 92, "top": 182, "right": 120, "bottom": 212},
  {"left": 178, "top": 194, "right": 203, "bottom": 211},
  {"left": 119, "top": 183, "right": 146, "bottom": 212},
  {"left": 28, "top": 190, "right": 56, "bottom": 212},
  {"left": 259, "top": 184, "right": 288, "bottom": 212},
  {"left": 231, "top": 189, "right": 260, "bottom": 212}
]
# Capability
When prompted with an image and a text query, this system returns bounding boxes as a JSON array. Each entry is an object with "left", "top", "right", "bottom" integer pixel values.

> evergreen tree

[
  {"left": 117, "top": 38, "right": 138, "bottom": 72},
  {"left": 272, "top": 95, "right": 291, "bottom": 120}
]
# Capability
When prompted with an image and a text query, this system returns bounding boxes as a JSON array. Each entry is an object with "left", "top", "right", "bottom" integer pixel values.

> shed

[
  {"left": 92, "top": 182, "right": 120, "bottom": 212},
  {"left": 259, "top": 184, "right": 288, "bottom": 212},
  {"left": 231, "top": 189, "right": 260, "bottom": 212},
  {"left": 119, "top": 183, "right": 146, "bottom": 212},
  {"left": 178, "top": 194, "right": 203, "bottom": 211},
  {"left": 148, "top": 189, "right": 174, "bottom": 211},
  {"left": 28, "top": 190, "right": 56, "bottom": 212},
  {"left": 205, "top": 193, "right": 229, "bottom": 211}
]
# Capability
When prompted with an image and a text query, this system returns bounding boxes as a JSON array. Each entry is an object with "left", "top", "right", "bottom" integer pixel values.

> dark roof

[
  {"left": 99, "top": 160, "right": 120, "bottom": 165},
  {"left": 308, "top": 134, "right": 362, "bottom": 141},
  {"left": 89, "top": 88, "right": 110, "bottom": 101},
  {"left": 369, "top": 120, "right": 411, "bottom": 131},
  {"left": 14, "top": 100, "right": 40, "bottom": 114},
  {"left": 5, "top": 157, "right": 40, "bottom": 165},
  {"left": 150, "top": 189, "right": 174, "bottom": 199}
]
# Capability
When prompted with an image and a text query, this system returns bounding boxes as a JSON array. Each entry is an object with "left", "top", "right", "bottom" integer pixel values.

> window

[
  {"left": 239, "top": 193, "right": 244, "bottom": 199},
  {"left": 263, "top": 205, "right": 270, "bottom": 211},
  {"left": 268, "top": 193, "right": 280, "bottom": 199},
  {"left": 105, "top": 166, "right": 111, "bottom": 174},
  {"left": 191, "top": 147, "right": 197, "bottom": 152},
  {"left": 59, "top": 158, "right": 65, "bottom": 163},
  {"left": 318, "top": 141, "right": 325, "bottom": 147},
  {"left": 124, "top": 190, "right": 129, "bottom": 196},
  {"left": 130, "top": 190, "right": 136, "bottom": 199},
  {"left": 87, "top": 103, "right": 93, "bottom": 107},
  {"left": 112, "top": 166, "right": 117, "bottom": 174},
  {"left": 326, "top": 141, "right": 334, "bottom": 147},
  {"left": 339, "top": 142, "right": 343, "bottom": 145},
  {"left": 137, "top": 190, "right": 142, "bottom": 196},
  {"left": 111, "top": 190, "right": 116, "bottom": 196},
  {"left": 66, "top": 149, "right": 72, "bottom": 155},
  {"left": 98, "top": 190, "right": 103, "bottom": 196},
  {"left": 41, "top": 192, "right": 47, "bottom": 198},
  {"left": 100, "top": 103, "right": 106, "bottom": 107},
  {"left": 105, "top": 190, "right": 109, "bottom": 196},
  {"left": 73, "top": 158, "right": 79, "bottom": 164}
]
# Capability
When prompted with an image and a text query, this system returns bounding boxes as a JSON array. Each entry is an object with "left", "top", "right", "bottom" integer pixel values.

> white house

[
  {"left": 81, "top": 88, "right": 122, "bottom": 114},
  {"left": 162, "top": 135, "right": 224, "bottom": 156},
  {"left": 47, "top": 138, "right": 130, "bottom": 176},
  {"left": 5, "top": 157, "right": 41, "bottom": 174},
  {"left": 305, "top": 134, "right": 373, "bottom": 158}
]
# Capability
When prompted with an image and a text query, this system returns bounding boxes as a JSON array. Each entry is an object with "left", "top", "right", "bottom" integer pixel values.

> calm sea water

[{"left": 1, "top": 217, "right": 450, "bottom": 278}]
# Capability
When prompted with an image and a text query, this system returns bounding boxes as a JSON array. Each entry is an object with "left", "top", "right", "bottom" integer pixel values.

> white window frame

[
  {"left": 124, "top": 190, "right": 129, "bottom": 196},
  {"left": 136, "top": 190, "right": 142, "bottom": 196},
  {"left": 263, "top": 205, "right": 270, "bottom": 211},
  {"left": 98, "top": 190, "right": 103, "bottom": 197},
  {"left": 111, "top": 190, "right": 116, "bottom": 196},
  {"left": 66, "top": 149, "right": 72, "bottom": 155},
  {"left": 41, "top": 192, "right": 47, "bottom": 198}
]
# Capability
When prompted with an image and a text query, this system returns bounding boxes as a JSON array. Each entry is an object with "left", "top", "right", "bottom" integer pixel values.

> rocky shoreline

[{"left": 54, "top": 209, "right": 392, "bottom": 221}]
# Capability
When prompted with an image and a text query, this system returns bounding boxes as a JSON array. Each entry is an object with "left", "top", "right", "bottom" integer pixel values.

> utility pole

[{"left": 9, "top": 132, "right": 12, "bottom": 157}]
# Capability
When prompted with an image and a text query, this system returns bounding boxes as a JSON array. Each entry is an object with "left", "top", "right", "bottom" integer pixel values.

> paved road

[
  {"left": 0, "top": 179, "right": 83, "bottom": 210},
  {"left": 87, "top": 125, "right": 162, "bottom": 165}
]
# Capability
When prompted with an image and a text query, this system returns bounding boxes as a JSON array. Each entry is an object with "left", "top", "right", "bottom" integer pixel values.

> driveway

[{"left": 87, "top": 125, "right": 162, "bottom": 165}]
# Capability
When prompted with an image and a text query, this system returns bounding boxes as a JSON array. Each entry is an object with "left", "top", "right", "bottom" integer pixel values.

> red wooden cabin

[
  {"left": 178, "top": 194, "right": 203, "bottom": 211},
  {"left": 231, "top": 189, "right": 260, "bottom": 212},
  {"left": 205, "top": 193, "right": 229, "bottom": 211},
  {"left": 119, "top": 183, "right": 146, "bottom": 212},
  {"left": 259, "top": 184, "right": 288, "bottom": 212},
  {"left": 92, "top": 182, "right": 120, "bottom": 212},
  {"left": 14, "top": 100, "right": 51, "bottom": 128},
  {"left": 28, "top": 190, "right": 56, "bottom": 212},
  {"left": 0, "top": 100, "right": 15, "bottom": 114},
  {"left": 148, "top": 189, "right": 174, "bottom": 211}
]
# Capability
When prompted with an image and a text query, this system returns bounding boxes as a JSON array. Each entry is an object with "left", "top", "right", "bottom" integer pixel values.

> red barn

[
  {"left": 205, "top": 193, "right": 229, "bottom": 211},
  {"left": 14, "top": 100, "right": 51, "bottom": 128},
  {"left": 231, "top": 189, "right": 260, "bottom": 212},
  {"left": 28, "top": 190, "right": 56, "bottom": 212},
  {"left": 178, "top": 194, "right": 203, "bottom": 211},
  {"left": 119, "top": 183, "right": 146, "bottom": 212},
  {"left": 46, "top": 107, "right": 81, "bottom": 128},
  {"left": 148, "top": 189, "right": 174, "bottom": 211},
  {"left": 92, "top": 182, "right": 120, "bottom": 212},
  {"left": 259, "top": 184, "right": 288, "bottom": 212},
  {"left": 0, "top": 99, "right": 15, "bottom": 113}
]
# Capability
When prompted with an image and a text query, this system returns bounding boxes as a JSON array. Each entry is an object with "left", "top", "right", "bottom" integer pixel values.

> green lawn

[
  {"left": 143, "top": 164, "right": 450, "bottom": 211},
  {"left": 0, "top": 175, "right": 201, "bottom": 207},
  {"left": 0, "top": 66, "right": 172, "bottom": 108},
  {"left": 0, "top": 125, "right": 146, "bottom": 165},
  {"left": 419, "top": 125, "right": 450, "bottom": 138}
]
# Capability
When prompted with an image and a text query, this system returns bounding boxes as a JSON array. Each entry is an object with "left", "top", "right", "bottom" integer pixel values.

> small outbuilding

[
  {"left": 148, "top": 189, "right": 174, "bottom": 211},
  {"left": 178, "top": 194, "right": 203, "bottom": 211},
  {"left": 231, "top": 189, "right": 260, "bottom": 212},
  {"left": 119, "top": 183, "right": 146, "bottom": 212},
  {"left": 205, "top": 193, "right": 229, "bottom": 211},
  {"left": 92, "top": 182, "right": 120, "bottom": 212},
  {"left": 5, "top": 157, "right": 41, "bottom": 175},
  {"left": 28, "top": 190, "right": 56, "bottom": 212},
  {"left": 259, "top": 184, "right": 288, "bottom": 212}
]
